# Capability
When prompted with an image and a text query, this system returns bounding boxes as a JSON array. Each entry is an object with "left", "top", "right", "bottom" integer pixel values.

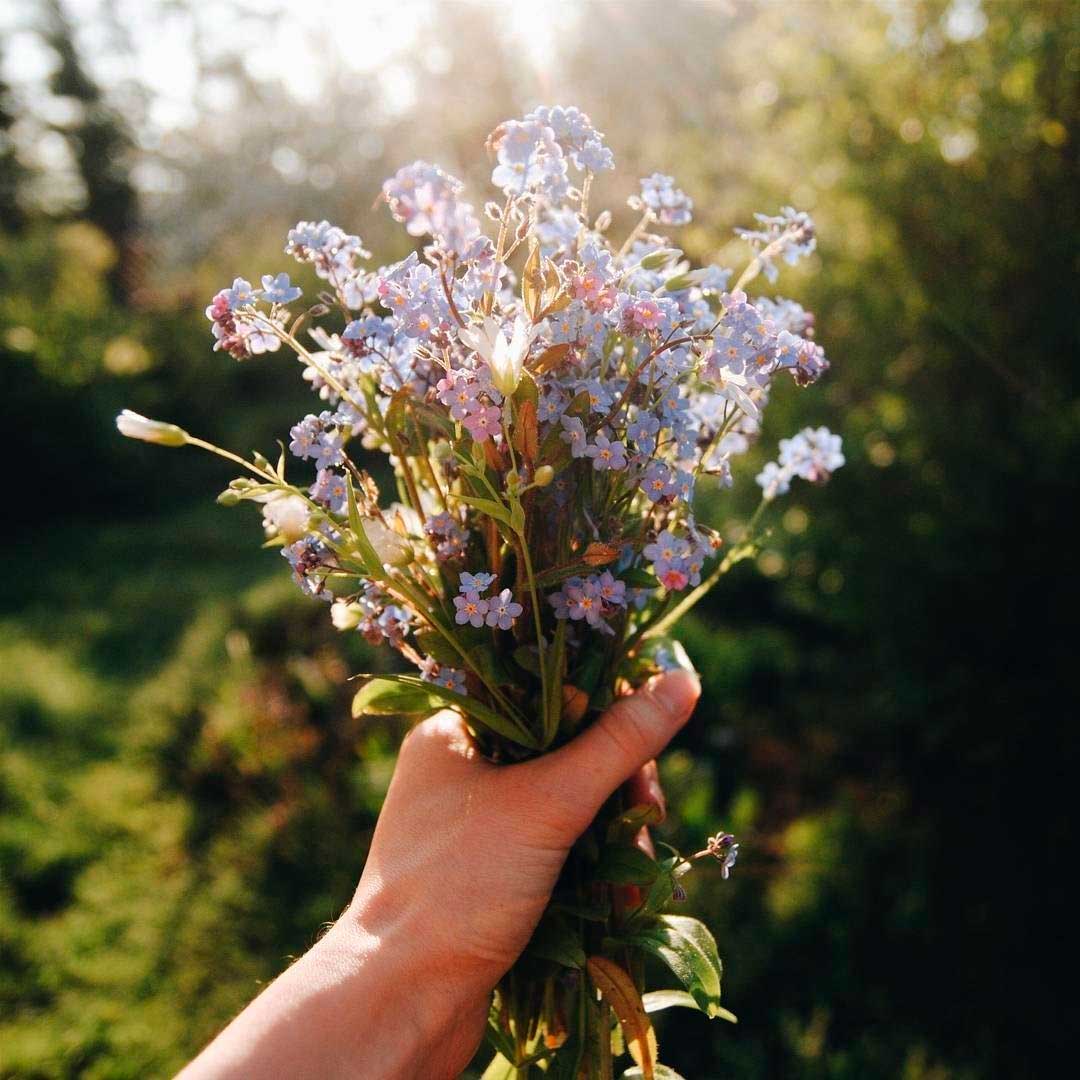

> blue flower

[
  {"left": 584, "top": 433, "right": 628, "bottom": 471},
  {"left": 459, "top": 571, "right": 497, "bottom": 594},
  {"left": 560, "top": 415, "right": 588, "bottom": 458},
  {"left": 224, "top": 277, "right": 260, "bottom": 308},
  {"left": 485, "top": 588, "right": 523, "bottom": 630},
  {"left": 310, "top": 469, "right": 347, "bottom": 514},
  {"left": 261, "top": 272, "right": 302, "bottom": 303},
  {"left": 627, "top": 412, "right": 661, "bottom": 455},
  {"left": 638, "top": 174, "right": 693, "bottom": 226},
  {"left": 454, "top": 590, "right": 489, "bottom": 628}
]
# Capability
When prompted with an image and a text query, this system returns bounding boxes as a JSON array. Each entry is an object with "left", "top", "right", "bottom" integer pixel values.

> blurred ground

[{"left": 1, "top": 1, "right": 1078, "bottom": 1076}]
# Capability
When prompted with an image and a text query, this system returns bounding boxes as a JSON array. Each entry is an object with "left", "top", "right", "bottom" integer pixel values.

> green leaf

[
  {"left": 526, "top": 912, "right": 586, "bottom": 969},
  {"left": 641, "top": 989, "right": 736, "bottom": 1022},
  {"left": 384, "top": 387, "right": 410, "bottom": 438},
  {"left": 412, "top": 401, "right": 455, "bottom": 436},
  {"left": 345, "top": 475, "right": 382, "bottom": 577},
  {"left": 351, "top": 677, "right": 447, "bottom": 718},
  {"left": 508, "top": 496, "right": 526, "bottom": 534},
  {"left": 607, "top": 804, "right": 664, "bottom": 843},
  {"left": 631, "top": 860, "right": 681, "bottom": 920},
  {"left": 513, "top": 645, "right": 541, "bottom": 676},
  {"left": 595, "top": 844, "right": 661, "bottom": 885},
  {"left": 620, "top": 567, "right": 661, "bottom": 589},
  {"left": 543, "top": 620, "right": 567, "bottom": 746},
  {"left": 414, "top": 630, "right": 462, "bottom": 667},
  {"left": 480, "top": 1052, "right": 516, "bottom": 1080},
  {"left": 453, "top": 493, "right": 514, "bottom": 530},
  {"left": 513, "top": 370, "right": 539, "bottom": 409},
  {"left": 622, "top": 916, "right": 724, "bottom": 1017},
  {"left": 352, "top": 676, "right": 539, "bottom": 749},
  {"left": 484, "top": 1008, "right": 517, "bottom": 1064}
]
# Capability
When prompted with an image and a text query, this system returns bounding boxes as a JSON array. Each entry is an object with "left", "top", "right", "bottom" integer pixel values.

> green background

[{"left": 1, "top": 1, "right": 1076, "bottom": 1076}]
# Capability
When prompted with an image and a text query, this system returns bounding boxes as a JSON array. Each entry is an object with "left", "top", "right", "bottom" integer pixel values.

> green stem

[
  {"left": 185, "top": 437, "right": 276, "bottom": 481},
  {"left": 642, "top": 499, "right": 769, "bottom": 641}
]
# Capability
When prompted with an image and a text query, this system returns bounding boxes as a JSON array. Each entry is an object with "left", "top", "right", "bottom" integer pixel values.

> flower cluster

[
  {"left": 122, "top": 103, "right": 842, "bottom": 733},
  {"left": 756, "top": 426, "right": 846, "bottom": 500},
  {"left": 454, "top": 572, "right": 524, "bottom": 631}
]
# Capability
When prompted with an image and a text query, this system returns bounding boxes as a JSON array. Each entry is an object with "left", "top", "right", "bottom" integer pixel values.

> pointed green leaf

[
  {"left": 480, "top": 1052, "right": 516, "bottom": 1080},
  {"left": 452, "top": 493, "right": 514, "bottom": 529},
  {"left": 641, "top": 989, "right": 735, "bottom": 1022},
  {"left": 352, "top": 675, "right": 538, "bottom": 749},
  {"left": 622, "top": 916, "right": 724, "bottom": 1017},
  {"left": 345, "top": 474, "right": 383, "bottom": 577}
]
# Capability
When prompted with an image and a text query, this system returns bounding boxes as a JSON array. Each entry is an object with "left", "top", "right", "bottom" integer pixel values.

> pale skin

[{"left": 178, "top": 668, "right": 700, "bottom": 1080}]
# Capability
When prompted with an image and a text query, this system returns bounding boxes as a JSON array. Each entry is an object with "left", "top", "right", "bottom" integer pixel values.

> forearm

[{"left": 177, "top": 915, "right": 479, "bottom": 1080}]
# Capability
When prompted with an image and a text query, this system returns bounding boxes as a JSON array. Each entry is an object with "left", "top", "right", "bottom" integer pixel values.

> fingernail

[{"left": 648, "top": 669, "right": 700, "bottom": 727}]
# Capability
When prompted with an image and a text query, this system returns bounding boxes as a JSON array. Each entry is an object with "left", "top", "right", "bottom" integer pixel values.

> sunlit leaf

[
  {"left": 621, "top": 915, "right": 724, "bottom": 1017},
  {"left": 586, "top": 956, "right": 658, "bottom": 1079}
]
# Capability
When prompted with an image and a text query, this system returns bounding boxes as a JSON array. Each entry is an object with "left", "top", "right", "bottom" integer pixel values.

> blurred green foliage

[{"left": 2, "top": 0, "right": 1077, "bottom": 1076}]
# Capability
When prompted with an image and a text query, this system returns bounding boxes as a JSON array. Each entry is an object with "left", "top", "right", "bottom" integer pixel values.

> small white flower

[
  {"left": 262, "top": 494, "right": 310, "bottom": 543},
  {"left": 115, "top": 410, "right": 188, "bottom": 446},
  {"left": 459, "top": 315, "right": 538, "bottom": 397}
]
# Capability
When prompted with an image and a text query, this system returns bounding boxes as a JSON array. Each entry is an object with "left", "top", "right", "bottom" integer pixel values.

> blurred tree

[
  {"left": 0, "top": 49, "right": 27, "bottom": 232},
  {"left": 42, "top": 0, "right": 138, "bottom": 298}
]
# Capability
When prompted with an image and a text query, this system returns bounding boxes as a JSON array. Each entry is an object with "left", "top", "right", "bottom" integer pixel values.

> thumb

[{"left": 513, "top": 669, "right": 700, "bottom": 837}]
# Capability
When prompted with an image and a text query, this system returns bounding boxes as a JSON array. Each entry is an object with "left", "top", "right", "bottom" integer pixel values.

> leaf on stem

[
  {"left": 512, "top": 399, "right": 539, "bottom": 463},
  {"left": 641, "top": 990, "right": 737, "bottom": 1024},
  {"left": 620, "top": 915, "right": 724, "bottom": 1017},
  {"left": 586, "top": 956, "right": 658, "bottom": 1080},
  {"left": 351, "top": 675, "right": 539, "bottom": 749}
]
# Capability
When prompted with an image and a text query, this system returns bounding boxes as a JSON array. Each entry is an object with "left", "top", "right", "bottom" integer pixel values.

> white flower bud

[
  {"left": 640, "top": 247, "right": 682, "bottom": 270},
  {"left": 363, "top": 518, "right": 413, "bottom": 567},
  {"left": 115, "top": 410, "right": 188, "bottom": 447},
  {"left": 331, "top": 601, "right": 364, "bottom": 631},
  {"left": 263, "top": 494, "right": 310, "bottom": 542},
  {"left": 533, "top": 465, "right": 555, "bottom": 488}
]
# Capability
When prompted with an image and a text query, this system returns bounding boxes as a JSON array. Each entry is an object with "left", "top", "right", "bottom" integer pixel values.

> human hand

[{"left": 178, "top": 668, "right": 699, "bottom": 1080}]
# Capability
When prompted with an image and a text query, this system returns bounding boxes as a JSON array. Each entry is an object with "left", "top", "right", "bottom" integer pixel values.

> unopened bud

[
  {"left": 263, "top": 494, "right": 310, "bottom": 542},
  {"left": 640, "top": 247, "right": 682, "bottom": 270},
  {"left": 363, "top": 518, "right": 413, "bottom": 567},
  {"left": 331, "top": 600, "right": 364, "bottom": 631},
  {"left": 533, "top": 465, "right": 555, "bottom": 488},
  {"left": 216, "top": 489, "right": 241, "bottom": 507},
  {"left": 115, "top": 410, "right": 188, "bottom": 447},
  {"left": 593, "top": 210, "right": 612, "bottom": 233}
]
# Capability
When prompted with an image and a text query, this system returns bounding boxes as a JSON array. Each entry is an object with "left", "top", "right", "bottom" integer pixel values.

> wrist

[{"left": 326, "top": 892, "right": 490, "bottom": 1078}]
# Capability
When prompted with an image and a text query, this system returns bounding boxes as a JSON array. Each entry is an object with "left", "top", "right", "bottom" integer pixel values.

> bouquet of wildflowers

[{"left": 119, "top": 106, "right": 843, "bottom": 1079}]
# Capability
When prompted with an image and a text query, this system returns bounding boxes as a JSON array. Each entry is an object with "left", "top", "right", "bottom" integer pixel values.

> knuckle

[{"left": 595, "top": 704, "right": 652, "bottom": 763}]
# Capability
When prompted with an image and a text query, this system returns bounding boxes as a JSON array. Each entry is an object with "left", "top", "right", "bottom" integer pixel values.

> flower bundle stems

[{"left": 119, "top": 105, "right": 844, "bottom": 1078}]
